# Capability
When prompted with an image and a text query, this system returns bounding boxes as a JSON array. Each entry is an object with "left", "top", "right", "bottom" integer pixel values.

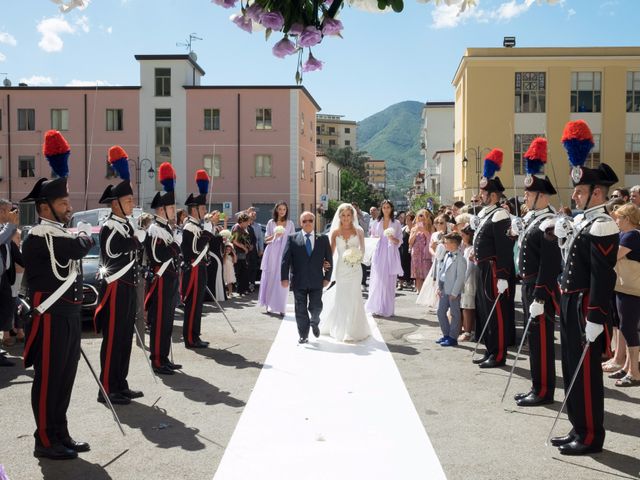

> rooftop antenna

[{"left": 177, "top": 33, "right": 202, "bottom": 59}]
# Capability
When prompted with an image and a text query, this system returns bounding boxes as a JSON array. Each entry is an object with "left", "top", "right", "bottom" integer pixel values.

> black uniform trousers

[
  {"left": 95, "top": 279, "right": 136, "bottom": 395},
  {"left": 293, "top": 288, "right": 323, "bottom": 339},
  {"left": 560, "top": 293, "right": 605, "bottom": 448},
  {"left": 521, "top": 281, "right": 556, "bottom": 399},
  {"left": 0, "top": 275, "right": 14, "bottom": 331},
  {"left": 182, "top": 262, "right": 207, "bottom": 346},
  {"left": 25, "top": 303, "right": 81, "bottom": 448},
  {"left": 475, "top": 259, "right": 515, "bottom": 363},
  {"left": 147, "top": 271, "right": 177, "bottom": 368}
]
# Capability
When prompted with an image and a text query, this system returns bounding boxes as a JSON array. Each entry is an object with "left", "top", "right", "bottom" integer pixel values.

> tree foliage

[{"left": 410, "top": 193, "right": 440, "bottom": 213}]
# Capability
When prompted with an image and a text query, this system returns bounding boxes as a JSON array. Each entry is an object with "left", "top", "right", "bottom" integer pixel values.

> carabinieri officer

[
  {"left": 94, "top": 146, "right": 146, "bottom": 405},
  {"left": 513, "top": 137, "right": 562, "bottom": 407},
  {"left": 181, "top": 170, "right": 215, "bottom": 349},
  {"left": 472, "top": 148, "right": 516, "bottom": 368},
  {"left": 145, "top": 162, "right": 182, "bottom": 375},
  {"left": 551, "top": 120, "right": 619, "bottom": 455},
  {"left": 21, "top": 130, "right": 95, "bottom": 459}
]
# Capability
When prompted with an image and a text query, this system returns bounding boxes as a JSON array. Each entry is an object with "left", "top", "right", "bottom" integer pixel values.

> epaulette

[
  {"left": 148, "top": 223, "right": 173, "bottom": 243},
  {"left": 491, "top": 208, "right": 510, "bottom": 223},
  {"left": 29, "top": 224, "right": 74, "bottom": 239},
  {"left": 103, "top": 218, "right": 129, "bottom": 237},
  {"left": 589, "top": 217, "right": 619, "bottom": 237},
  {"left": 183, "top": 221, "right": 202, "bottom": 235},
  {"left": 539, "top": 217, "right": 557, "bottom": 232}
]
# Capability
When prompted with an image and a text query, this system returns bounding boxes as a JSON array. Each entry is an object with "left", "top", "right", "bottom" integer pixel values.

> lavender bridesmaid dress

[
  {"left": 365, "top": 219, "right": 404, "bottom": 316},
  {"left": 258, "top": 219, "right": 295, "bottom": 314}
]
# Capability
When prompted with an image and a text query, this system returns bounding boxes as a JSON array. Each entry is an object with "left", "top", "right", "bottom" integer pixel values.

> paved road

[{"left": 0, "top": 288, "right": 638, "bottom": 480}]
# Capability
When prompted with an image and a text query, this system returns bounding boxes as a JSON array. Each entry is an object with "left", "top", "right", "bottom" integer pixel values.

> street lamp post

[
  {"left": 128, "top": 157, "right": 155, "bottom": 209},
  {"left": 463, "top": 146, "right": 492, "bottom": 198},
  {"left": 313, "top": 170, "right": 324, "bottom": 231}
]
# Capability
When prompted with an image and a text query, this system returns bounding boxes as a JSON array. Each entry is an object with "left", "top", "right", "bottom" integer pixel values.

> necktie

[{"left": 305, "top": 233, "right": 312, "bottom": 256}]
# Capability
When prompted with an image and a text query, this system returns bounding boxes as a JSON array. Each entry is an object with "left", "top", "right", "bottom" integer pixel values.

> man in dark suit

[{"left": 281, "top": 211, "right": 333, "bottom": 344}]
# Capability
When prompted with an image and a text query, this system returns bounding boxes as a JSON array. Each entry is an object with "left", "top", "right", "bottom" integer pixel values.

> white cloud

[
  {"left": 76, "top": 15, "right": 90, "bottom": 33},
  {"left": 37, "top": 17, "right": 75, "bottom": 52},
  {"left": 431, "top": 0, "right": 484, "bottom": 29},
  {"left": 0, "top": 32, "right": 17, "bottom": 46},
  {"left": 567, "top": 7, "right": 576, "bottom": 17},
  {"left": 106, "top": 26, "right": 113, "bottom": 34},
  {"left": 494, "top": 0, "right": 535, "bottom": 21},
  {"left": 0, "top": 52, "right": 5, "bottom": 62},
  {"left": 19, "top": 75, "right": 54, "bottom": 86},
  {"left": 66, "top": 79, "right": 114, "bottom": 86}
]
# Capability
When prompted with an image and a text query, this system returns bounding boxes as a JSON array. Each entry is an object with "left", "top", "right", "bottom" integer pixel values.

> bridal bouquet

[
  {"left": 220, "top": 229, "right": 232, "bottom": 240},
  {"left": 383, "top": 227, "right": 395, "bottom": 238},
  {"left": 274, "top": 225, "right": 286, "bottom": 236},
  {"left": 343, "top": 248, "right": 363, "bottom": 267}
]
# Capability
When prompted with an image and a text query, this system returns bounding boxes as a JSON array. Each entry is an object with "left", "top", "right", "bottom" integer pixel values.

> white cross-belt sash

[
  {"left": 156, "top": 259, "right": 172, "bottom": 277},
  {"left": 34, "top": 271, "right": 78, "bottom": 315},
  {"left": 191, "top": 245, "right": 209, "bottom": 267},
  {"left": 104, "top": 259, "right": 136, "bottom": 284}
]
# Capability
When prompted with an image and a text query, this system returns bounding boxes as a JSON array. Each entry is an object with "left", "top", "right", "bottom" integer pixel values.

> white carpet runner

[{"left": 214, "top": 308, "right": 446, "bottom": 479}]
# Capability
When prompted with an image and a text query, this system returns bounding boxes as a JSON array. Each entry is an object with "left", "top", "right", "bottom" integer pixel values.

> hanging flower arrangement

[{"left": 212, "top": 0, "right": 406, "bottom": 83}]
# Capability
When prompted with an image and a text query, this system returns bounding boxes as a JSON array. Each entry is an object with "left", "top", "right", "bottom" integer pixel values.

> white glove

[
  {"left": 76, "top": 221, "right": 92, "bottom": 237},
  {"left": 134, "top": 230, "right": 146, "bottom": 243},
  {"left": 554, "top": 217, "right": 573, "bottom": 239},
  {"left": 203, "top": 221, "right": 213, "bottom": 233},
  {"left": 511, "top": 216, "right": 524, "bottom": 236},
  {"left": 585, "top": 321, "right": 604, "bottom": 343},
  {"left": 497, "top": 279, "right": 508, "bottom": 294},
  {"left": 529, "top": 301, "right": 544, "bottom": 318}
]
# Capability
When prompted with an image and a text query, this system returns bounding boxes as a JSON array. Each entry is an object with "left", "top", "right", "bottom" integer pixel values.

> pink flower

[
  {"left": 246, "top": 3, "right": 264, "bottom": 21},
  {"left": 322, "top": 18, "right": 343, "bottom": 36},
  {"left": 212, "top": 0, "right": 237, "bottom": 9},
  {"left": 272, "top": 36, "right": 297, "bottom": 58},
  {"left": 302, "top": 52, "right": 323, "bottom": 72},
  {"left": 298, "top": 26, "right": 322, "bottom": 48},
  {"left": 259, "top": 11, "right": 285, "bottom": 30},
  {"left": 232, "top": 13, "right": 253, "bottom": 33},
  {"left": 288, "top": 23, "right": 304, "bottom": 36}
]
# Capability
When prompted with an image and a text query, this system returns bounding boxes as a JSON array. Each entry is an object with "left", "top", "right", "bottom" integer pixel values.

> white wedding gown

[{"left": 319, "top": 235, "right": 371, "bottom": 342}]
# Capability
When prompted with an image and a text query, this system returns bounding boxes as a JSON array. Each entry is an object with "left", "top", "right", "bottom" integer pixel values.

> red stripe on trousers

[
  {"left": 102, "top": 281, "right": 118, "bottom": 394},
  {"left": 23, "top": 292, "right": 43, "bottom": 366},
  {"left": 538, "top": 316, "right": 548, "bottom": 398},
  {"left": 491, "top": 262, "right": 505, "bottom": 363},
  {"left": 38, "top": 314, "right": 52, "bottom": 448},
  {"left": 583, "top": 348, "right": 595, "bottom": 445},
  {"left": 153, "top": 276, "right": 164, "bottom": 368},
  {"left": 94, "top": 282, "right": 116, "bottom": 333},
  {"left": 186, "top": 267, "right": 198, "bottom": 345}
]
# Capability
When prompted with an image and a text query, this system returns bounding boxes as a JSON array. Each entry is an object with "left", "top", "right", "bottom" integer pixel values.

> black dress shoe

[
  {"left": 550, "top": 434, "right": 576, "bottom": 447},
  {"left": 153, "top": 365, "right": 175, "bottom": 375},
  {"left": 34, "top": 443, "right": 78, "bottom": 460},
  {"left": 165, "top": 362, "right": 182, "bottom": 370},
  {"left": 185, "top": 340, "right": 208, "bottom": 349},
  {"left": 61, "top": 438, "right": 91, "bottom": 453},
  {"left": 97, "top": 392, "right": 131, "bottom": 405},
  {"left": 298, "top": 337, "right": 308, "bottom": 344},
  {"left": 195, "top": 338, "right": 210, "bottom": 347},
  {"left": 514, "top": 391, "right": 532, "bottom": 401},
  {"left": 472, "top": 353, "right": 490, "bottom": 365},
  {"left": 121, "top": 388, "right": 144, "bottom": 399},
  {"left": 479, "top": 355, "right": 506, "bottom": 369},
  {"left": 558, "top": 440, "right": 603, "bottom": 456},
  {"left": 312, "top": 324, "right": 320, "bottom": 338},
  {"left": 0, "top": 354, "right": 15, "bottom": 367},
  {"left": 516, "top": 392, "right": 554, "bottom": 407}
]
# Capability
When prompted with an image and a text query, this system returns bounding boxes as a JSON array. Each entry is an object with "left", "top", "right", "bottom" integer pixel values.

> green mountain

[{"left": 357, "top": 100, "right": 424, "bottom": 200}]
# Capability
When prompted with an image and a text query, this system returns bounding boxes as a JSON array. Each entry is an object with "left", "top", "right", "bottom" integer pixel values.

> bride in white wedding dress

[{"left": 319, "top": 203, "right": 371, "bottom": 342}]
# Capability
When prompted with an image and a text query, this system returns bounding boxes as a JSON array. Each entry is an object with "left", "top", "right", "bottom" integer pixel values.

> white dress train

[{"left": 319, "top": 235, "right": 371, "bottom": 342}]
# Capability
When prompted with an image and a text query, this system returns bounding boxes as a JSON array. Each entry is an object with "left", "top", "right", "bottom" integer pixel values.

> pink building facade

[{"left": 0, "top": 54, "right": 320, "bottom": 224}]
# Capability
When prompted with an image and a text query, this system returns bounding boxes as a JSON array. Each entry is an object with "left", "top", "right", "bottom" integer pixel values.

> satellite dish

[
  {"left": 189, "top": 51, "right": 198, "bottom": 62},
  {"left": 2, "top": 78, "right": 10, "bottom": 87}
]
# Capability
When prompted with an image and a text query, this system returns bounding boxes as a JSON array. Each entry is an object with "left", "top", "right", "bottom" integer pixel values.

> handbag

[{"left": 614, "top": 256, "right": 640, "bottom": 297}]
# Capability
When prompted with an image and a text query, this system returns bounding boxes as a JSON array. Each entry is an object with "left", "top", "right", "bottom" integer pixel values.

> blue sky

[{"left": 0, "top": 0, "right": 637, "bottom": 121}]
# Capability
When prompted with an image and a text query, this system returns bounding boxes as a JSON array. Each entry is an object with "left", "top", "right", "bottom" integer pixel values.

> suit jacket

[
  {"left": 437, "top": 251, "right": 467, "bottom": 297},
  {"left": 281, "top": 231, "right": 333, "bottom": 290}
]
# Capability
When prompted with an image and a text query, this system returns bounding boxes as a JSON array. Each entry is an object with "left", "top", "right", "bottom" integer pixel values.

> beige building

[
  {"left": 314, "top": 154, "right": 342, "bottom": 229},
  {"left": 316, "top": 114, "right": 357, "bottom": 154},
  {"left": 452, "top": 46, "right": 640, "bottom": 206},
  {"left": 365, "top": 158, "right": 386, "bottom": 192}
]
